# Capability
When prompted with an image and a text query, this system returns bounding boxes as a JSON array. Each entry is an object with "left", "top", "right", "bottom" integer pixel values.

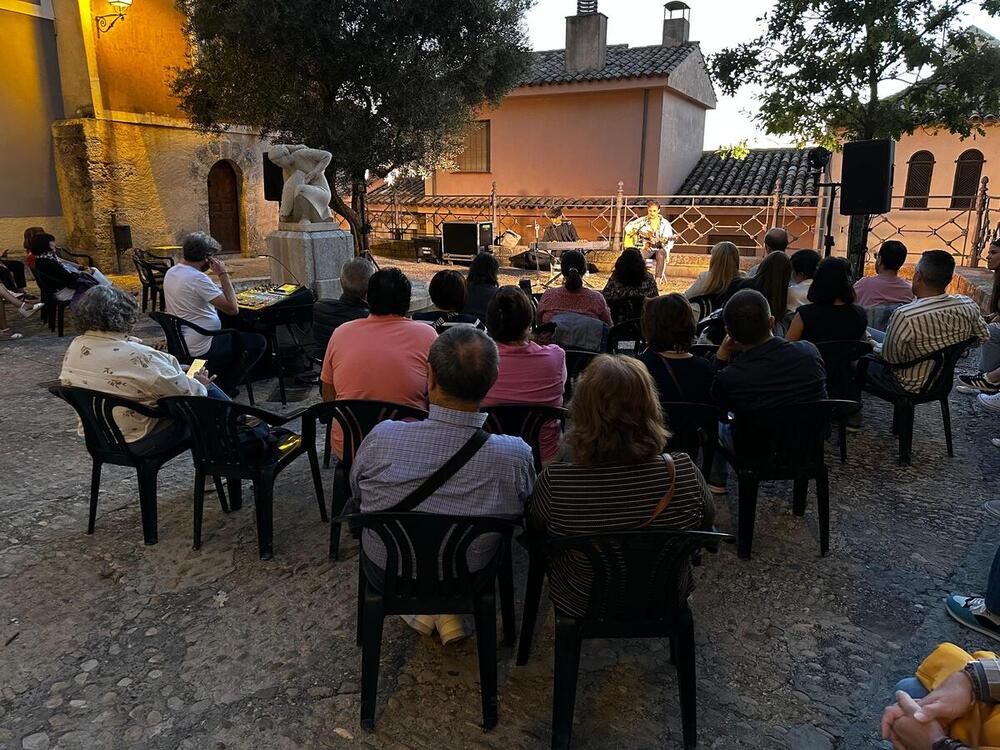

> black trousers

[{"left": 0, "top": 260, "right": 26, "bottom": 291}]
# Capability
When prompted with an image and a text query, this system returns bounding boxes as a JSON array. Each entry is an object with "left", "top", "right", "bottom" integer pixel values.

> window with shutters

[
  {"left": 951, "top": 149, "right": 985, "bottom": 210},
  {"left": 454, "top": 121, "right": 491, "bottom": 173},
  {"left": 902, "top": 151, "right": 934, "bottom": 210}
]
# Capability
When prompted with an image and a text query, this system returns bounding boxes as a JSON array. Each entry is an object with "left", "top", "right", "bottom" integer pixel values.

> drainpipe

[{"left": 638, "top": 88, "right": 650, "bottom": 195}]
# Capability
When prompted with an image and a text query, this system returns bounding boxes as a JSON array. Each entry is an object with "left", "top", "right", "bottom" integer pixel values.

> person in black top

[
  {"left": 786, "top": 256, "right": 868, "bottom": 344},
  {"left": 464, "top": 252, "right": 500, "bottom": 322},
  {"left": 639, "top": 293, "right": 713, "bottom": 404},
  {"left": 312, "top": 257, "right": 374, "bottom": 355},
  {"left": 541, "top": 207, "right": 579, "bottom": 243},
  {"left": 411, "top": 270, "right": 485, "bottom": 332}
]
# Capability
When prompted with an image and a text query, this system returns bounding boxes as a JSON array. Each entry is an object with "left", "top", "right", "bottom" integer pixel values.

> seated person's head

[
  {"left": 790, "top": 249, "right": 821, "bottom": 282},
  {"left": 914, "top": 249, "right": 955, "bottom": 295},
  {"left": 764, "top": 227, "right": 790, "bottom": 255},
  {"left": 724, "top": 289, "right": 774, "bottom": 347},
  {"left": 546, "top": 207, "right": 564, "bottom": 225},
  {"left": 612, "top": 248, "right": 648, "bottom": 288},
  {"left": 486, "top": 286, "right": 534, "bottom": 344},
  {"left": 561, "top": 249, "right": 587, "bottom": 292},
  {"left": 367, "top": 267, "right": 411, "bottom": 316},
  {"left": 428, "top": 270, "right": 467, "bottom": 313},
  {"left": 751, "top": 250, "right": 792, "bottom": 314},
  {"left": 182, "top": 232, "right": 222, "bottom": 269},
  {"left": 468, "top": 251, "right": 500, "bottom": 287},
  {"left": 642, "top": 293, "right": 695, "bottom": 353},
  {"left": 565, "top": 354, "right": 668, "bottom": 467},
  {"left": 29, "top": 233, "right": 56, "bottom": 256},
  {"left": 807, "top": 257, "right": 856, "bottom": 305},
  {"left": 23, "top": 226, "right": 45, "bottom": 252},
  {"left": 877, "top": 240, "right": 908, "bottom": 272},
  {"left": 340, "top": 257, "right": 375, "bottom": 301},
  {"left": 73, "top": 286, "right": 139, "bottom": 335},
  {"left": 427, "top": 327, "right": 499, "bottom": 406}
]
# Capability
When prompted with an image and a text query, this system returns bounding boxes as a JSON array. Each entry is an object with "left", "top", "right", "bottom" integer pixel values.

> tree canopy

[
  {"left": 710, "top": 0, "right": 1000, "bottom": 147},
  {"left": 172, "top": 0, "right": 533, "bottom": 247}
]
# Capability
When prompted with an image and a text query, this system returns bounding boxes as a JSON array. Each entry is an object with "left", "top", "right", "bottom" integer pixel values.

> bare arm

[
  {"left": 207, "top": 256, "right": 239, "bottom": 317},
  {"left": 321, "top": 379, "right": 337, "bottom": 402},
  {"left": 786, "top": 312, "right": 804, "bottom": 342}
]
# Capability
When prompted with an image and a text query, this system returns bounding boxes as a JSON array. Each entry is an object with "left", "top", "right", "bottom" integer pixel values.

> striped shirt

[
  {"left": 528, "top": 453, "right": 715, "bottom": 618},
  {"left": 881, "top": 294, "right": 989, "bottom": 392}
]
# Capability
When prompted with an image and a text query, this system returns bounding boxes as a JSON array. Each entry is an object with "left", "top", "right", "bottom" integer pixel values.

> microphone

[{"left": 257, "top": 253, "right": 308, "bottom": 292}]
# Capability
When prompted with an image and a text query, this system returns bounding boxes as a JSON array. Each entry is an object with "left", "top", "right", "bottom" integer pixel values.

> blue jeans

[
  {"left": 982, "top": 322, "right": 1000, "bottom": 373},
  {"left": 708, "top": 423, "right": 733, "bottom": 487},
  {"left": 130, "top": 383, "right": 229, "bottom": 456},
  {"left": 893, "top": 677, "right": 929, "bottom": 699},
  {"left": 205, "top": 332, "right": 267, "bottom": 394},
  {"left": 868, "top": 327, "right": 886, "bottom": 344},
  {"left": 987, "top": 544, "right": 1000, "bottom": 614}
]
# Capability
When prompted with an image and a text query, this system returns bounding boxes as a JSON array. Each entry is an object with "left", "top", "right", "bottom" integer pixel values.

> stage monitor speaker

[
  {"left": 442, "top": 221, "right": 493, "bottom": 261},
  {"left": 263, "top": 153, "right": 285, "bottom": 202},
  {"left": 412, "top": 235, "right": 441, "bottom": 262},
  {"left": 840, "top": 139, "right": 895, "bottom": 216}
]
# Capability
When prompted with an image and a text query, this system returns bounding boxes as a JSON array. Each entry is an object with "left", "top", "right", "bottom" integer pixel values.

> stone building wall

[{"left": 52, "top": 118, "right": 277, "bottom": 269}]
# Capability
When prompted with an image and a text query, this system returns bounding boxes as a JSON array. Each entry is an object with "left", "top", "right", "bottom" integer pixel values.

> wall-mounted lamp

[{"left": 96, "top": 0, "right": 133, "bottom": 35}]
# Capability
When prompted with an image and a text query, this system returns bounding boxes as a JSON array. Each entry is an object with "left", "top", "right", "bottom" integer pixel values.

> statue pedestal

[{"left": 266, "top": 223, "right": 353, "bottom": 299}]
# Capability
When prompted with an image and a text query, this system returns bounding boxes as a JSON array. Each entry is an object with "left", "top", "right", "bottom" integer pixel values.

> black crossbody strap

[{"left": 391, "top": 428, "right": 491, "bottom": 512}]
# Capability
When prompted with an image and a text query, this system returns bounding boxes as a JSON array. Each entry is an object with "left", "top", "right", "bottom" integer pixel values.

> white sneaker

[
  {"left": 979, "top": 392, "right": 1000, "bottom": 414},
  {"left": 400, "top": 615, "right": 436, "bottom": 637},
  {"left": 435, "top": 615, "right": 471, "bottom": 645},
  {"left": 991, "top": 438, "right": 1000, "bottom": 449},
  {"left": 18, "top": 302, "right": 44, "bottom": 318}
]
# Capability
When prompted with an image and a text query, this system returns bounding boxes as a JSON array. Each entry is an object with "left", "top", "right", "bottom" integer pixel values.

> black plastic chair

[
  {"left": 857, "top": 338, "right": 976, "bottom": 465},
  {"left": 814, "top": 340, "right": 873, "bottom": 462},
  {"left": 304, "top": 400, "right": 428, "bottom": 560},
  {"left": 688, "top": 294, "right": 717, "bottom": 323},
  {"left": 518, "top": 529, "right": 732, "bottom": 749},
  {"left": 717, "top": 400, "right": 854, "bottom": 559},
  {"left": 56, "top": 246, "right": 95, "bottom": 269},
  {"left": 608, "top": 296, "right": 646, "bottom": 326},
  {"left": 49, "top": 385, "right": 227, "bottom": 544},
  {"left": 690, "top": 343, "right": 719, "bottom": 360},
  {"left": 30, "top": 265, "right": 71, "bottom": 337},
  {"left": 132, "top": 251, "right": 171, "bottom": 313},
  {"left": 563, "top": 349, "right": 601, "bottom": 401},
  {"left": 481, "top": 404, "right": 567, "bottom": 474},
  {"left": 660, "top": 401, "right": 722, "bottom": 478},
  {"left": 346, "top": 512, "right": 519, "bottom": 732},
  {"left": 160, "top": 396, "right": 326, "bottom": 558},
  {"left": 149, "top": 311, "right": 256, "bottom": 405},
  {"left": 607, "top": 318, "right": 645, "bottom": 356}
]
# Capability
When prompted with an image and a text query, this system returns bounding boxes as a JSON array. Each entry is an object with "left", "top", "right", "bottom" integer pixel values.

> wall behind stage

[{"left": 0, "top": 8, "right": 65, "bottom": 250}]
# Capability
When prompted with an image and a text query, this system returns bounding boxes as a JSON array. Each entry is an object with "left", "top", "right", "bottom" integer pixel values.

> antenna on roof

[{"left": 578, "top": 1, "right": 598, "bottom": 14}]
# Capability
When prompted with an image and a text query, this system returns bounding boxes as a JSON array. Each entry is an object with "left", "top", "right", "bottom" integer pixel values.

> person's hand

[
  {"left": 886, "top": 691, "right": 947, "bottom": 750},
  {"left": 913, "top": 671, "right": 975, "bottom": 724},
  {"left": 881, "top": 702, "right": 906, "bottom": 740},
  {"left": 207, "top": 256, "right": 229, "bottom": 276},
  {"left": 193, "top": 370, "right": 216, "bottom": 387},
  {"left": 717, "top": 334, "right": 739, "bottom": 362}
]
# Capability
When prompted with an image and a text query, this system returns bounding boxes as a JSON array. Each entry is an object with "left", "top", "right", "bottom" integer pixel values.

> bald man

[{"left": 747, "top": 227, "right": 790, "bottom": 278}]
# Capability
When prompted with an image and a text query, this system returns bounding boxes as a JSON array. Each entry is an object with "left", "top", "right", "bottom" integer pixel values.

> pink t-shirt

[
  {"left": 320, "top": 315, "right": 438, "bottom": 457},
  {"left": 853, "top": 274, "right": 914, "bottom": 307},
  {"left": 483, "top": 342, "right": 567, "bottom": 462},
  {"left": 535, "top": 287, "right": 613, "bottom": 326}
]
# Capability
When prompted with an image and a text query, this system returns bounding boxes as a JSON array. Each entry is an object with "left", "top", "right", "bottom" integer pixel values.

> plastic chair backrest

[
  {"left": 481, "top": 404, "right": 566, "bottom": 472},
  {"left": 149, "top": 311, "right": 196, "bottom": 362},
  {"left": 867, "top": 303, "right": 905, "bottom": 332},
  {"left": 563, "top": 349, "right": 600, "bottom": 400},
  {"left": 905, "top": 337, "right": 977, "bottom": 400},
  {"left": 546, "top": 529, "right": 730, "bottom": 622},
  {"left": 607, "top": 319, "right": 645, "bottom": 356},
  {"left": 355, "top": 513, "right": 517, "bottom": 600},
  {"left": 608, "top": 297, "right": 646, "bottom": 326},
  {"left": 132, "top": 254, "right": 157, "bottom": 287},
  {"left": 688, "top": 295, "right": 716, "bottom": 322},
  {"left": 660, "top": 401, "right": 719, "bottom": 458},
  {"left": 814, "top": 339, "right": 874, "bottom": 401},
  {"left": 320, "top": 400, "right": 428, "bottom": 470},
  {"left": 160, "top": 395, "right": 263, "bottom": 469},
  {"left": 49, "top": 385, "right": 163, "bottom": 464}
]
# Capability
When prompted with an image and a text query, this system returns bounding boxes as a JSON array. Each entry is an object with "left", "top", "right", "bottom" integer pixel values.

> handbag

[{"left": 636, "top": 453, "right": 677, "bottom": 528}]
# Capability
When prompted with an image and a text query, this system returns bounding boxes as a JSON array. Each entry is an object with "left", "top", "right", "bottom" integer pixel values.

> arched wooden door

[{"left": 208, "top": 160, "right": 241, "bottom": 254}]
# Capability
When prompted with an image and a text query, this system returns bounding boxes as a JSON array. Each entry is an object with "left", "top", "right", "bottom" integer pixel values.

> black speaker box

[
  {"left": 263, "top": 153, "right": 285, "bottom": 202},
  {"left": 412, "top": 235, "right": 441, "bottom": 262},
  {"left": 840, "top": 139, "right": 895, "bottom": 216},
  {"left": 442, "top": 221, "right": 493, "bottom": 261}
]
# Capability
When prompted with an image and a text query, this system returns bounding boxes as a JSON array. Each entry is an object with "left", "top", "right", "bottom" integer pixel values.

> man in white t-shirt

[{"left": 163, "top": 233, "right": 266, "bottom": 395}]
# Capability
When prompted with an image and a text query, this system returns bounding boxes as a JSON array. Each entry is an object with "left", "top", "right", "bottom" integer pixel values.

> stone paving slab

[{"left": 1, "top": 310, "right": 999, "bottom": 749}]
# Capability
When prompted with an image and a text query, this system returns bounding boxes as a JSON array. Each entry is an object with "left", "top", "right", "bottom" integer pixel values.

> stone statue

[{"left": 268, "top": 144, "right": 334, "bottom": 224}]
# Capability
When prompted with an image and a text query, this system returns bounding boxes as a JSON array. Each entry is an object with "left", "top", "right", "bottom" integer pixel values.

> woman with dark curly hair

[{"left": 601, "top": 248, "right": 658, "bottom": 303}]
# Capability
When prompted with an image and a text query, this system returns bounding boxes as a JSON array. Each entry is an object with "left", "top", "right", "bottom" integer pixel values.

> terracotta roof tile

[
  {"left": 524, "top": 43, "right": 700, "bottom": 86},
  {"left": 671, "top": 148, "right": 820, "bottom": 207}
]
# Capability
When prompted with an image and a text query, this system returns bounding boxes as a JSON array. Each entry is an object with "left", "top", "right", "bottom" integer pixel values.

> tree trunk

[
  {"left": 351, "top": 171, "right": 370, "bottom": 253},
  {"left": 846, "top": 213, "right": 871, "bottom": 281},
  {"left": 326, "top": 164, "right": 364, "bottom": 255}
]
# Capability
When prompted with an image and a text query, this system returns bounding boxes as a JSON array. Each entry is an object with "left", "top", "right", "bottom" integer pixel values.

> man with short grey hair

[
  {"left": 747, "top": 227, "right": 791, "bottom": 277},
  {"left": 312, "top": 257, "right": 374, "bottom": 354},
  {"left": 351, "top": 326, "right": 535, "bottom": 645}
]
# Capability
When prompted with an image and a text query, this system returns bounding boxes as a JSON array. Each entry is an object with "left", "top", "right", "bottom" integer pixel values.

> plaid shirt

[{"left": 351, "top": 404, "right": 535, "bottom": 569}]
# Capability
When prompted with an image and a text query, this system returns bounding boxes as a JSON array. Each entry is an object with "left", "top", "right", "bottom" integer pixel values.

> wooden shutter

[
  {"left": 902, "top": 151, "right": 934, "bottom": 210},
  {"left": 951, "top": 149, "right": 985, "bottom": 210},
  {"left": 455, "top": 121, "right": 491, "bottom": 173}
]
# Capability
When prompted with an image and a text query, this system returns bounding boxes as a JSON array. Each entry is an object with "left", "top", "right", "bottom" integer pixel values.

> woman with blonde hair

[
  {"left": 683, "top": 241, "right": 744, "bottom": 313},
  {"left": 528, "top": 354, "right": 715, "bottom": 618}
]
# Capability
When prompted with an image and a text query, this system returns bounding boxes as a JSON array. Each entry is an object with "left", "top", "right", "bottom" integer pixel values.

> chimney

[
  {"left": 663, "top": 1, "right": 691, "bottom": 46},
  {"left": 565, "top": 1, "right": 608, "bottom": 73}
]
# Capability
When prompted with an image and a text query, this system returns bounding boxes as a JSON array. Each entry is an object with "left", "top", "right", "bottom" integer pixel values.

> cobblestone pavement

[{"left": 1, "top": 306, "right": 998, "bottom": 750}]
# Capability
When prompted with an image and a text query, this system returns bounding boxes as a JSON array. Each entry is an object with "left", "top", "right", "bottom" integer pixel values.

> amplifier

[
  {"left": 412, "top": 235, "right": 441, "bottom": 262},
  {"left": 442, "top": 221, "right": 493, "bottom": 262}
]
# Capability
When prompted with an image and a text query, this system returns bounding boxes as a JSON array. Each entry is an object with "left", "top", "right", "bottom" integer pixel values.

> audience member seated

[
  {"left": 321, "top": 267, "right": 439, "bottom": 458},
  {"left": 351, "top": 326, "right": 535, "bottom": 645},
  {"left": 786, "top": 256, "right": 868, "bottom": 344},
  {"left": 464, "top": 252, "right": 501, "bottom": 322},
  {"left": 683, "top": 240, "right": 744, "bottom": 313},
  {"left": 787, "top": 248, "right": 821, "bottom": 311},
  {"left": 600, "top": 248, "right": 658, "bottom": 303},
  {"left": 22, "top": 227, "right": 44, "bottom": 271},
  {"left": 854, "top": 240, "right": 914, "bottom": 308},
  {"left": 59, "top": 286, "right": 218, "bottom": 456},
  {"left": 163, "top": 233, "right": 266, "bottom": 396},
  {"left": 881, "top": 641, "right": 1000, "bottom": 750},
  {"left": 867, "top": 250, "right": 988, "bottom": 394},
  {"left": 730, "top": 251, "right": 794, "bottom": 335},
  {"left": 707, "top": 289, "right": 827, "bottom": 493},
  {"left": 482, "top": 286, "right": 567, "bottom": 463},
  {"left": 0, "top": 284, "right": 43, "bottom": 319},
  {"left": 958, "top": 240, "right": 1000, "bottom": 400},
  {"left": 527, "top": 354, "right": 715, "bottom": 619},
  {"left": 412, "top": 270, "right": 485, "bottom": 331},
  {"left": 746, "top": 227, "right": 789, "bottom": 277},
  {"left": 0, "top": 250, "right": 33, "bottom": 301},
  {"left": 535, "top": 249, "right": 612, "bottom": 326},
  {"left": 639, "top": 293, "right": 713, "bottom": 404},
  {"left": 312, "top": 257, "right": 374, "bottom": 355},
  {"left": 31, "top": 233, "right": 112, "bottom": 303}
]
